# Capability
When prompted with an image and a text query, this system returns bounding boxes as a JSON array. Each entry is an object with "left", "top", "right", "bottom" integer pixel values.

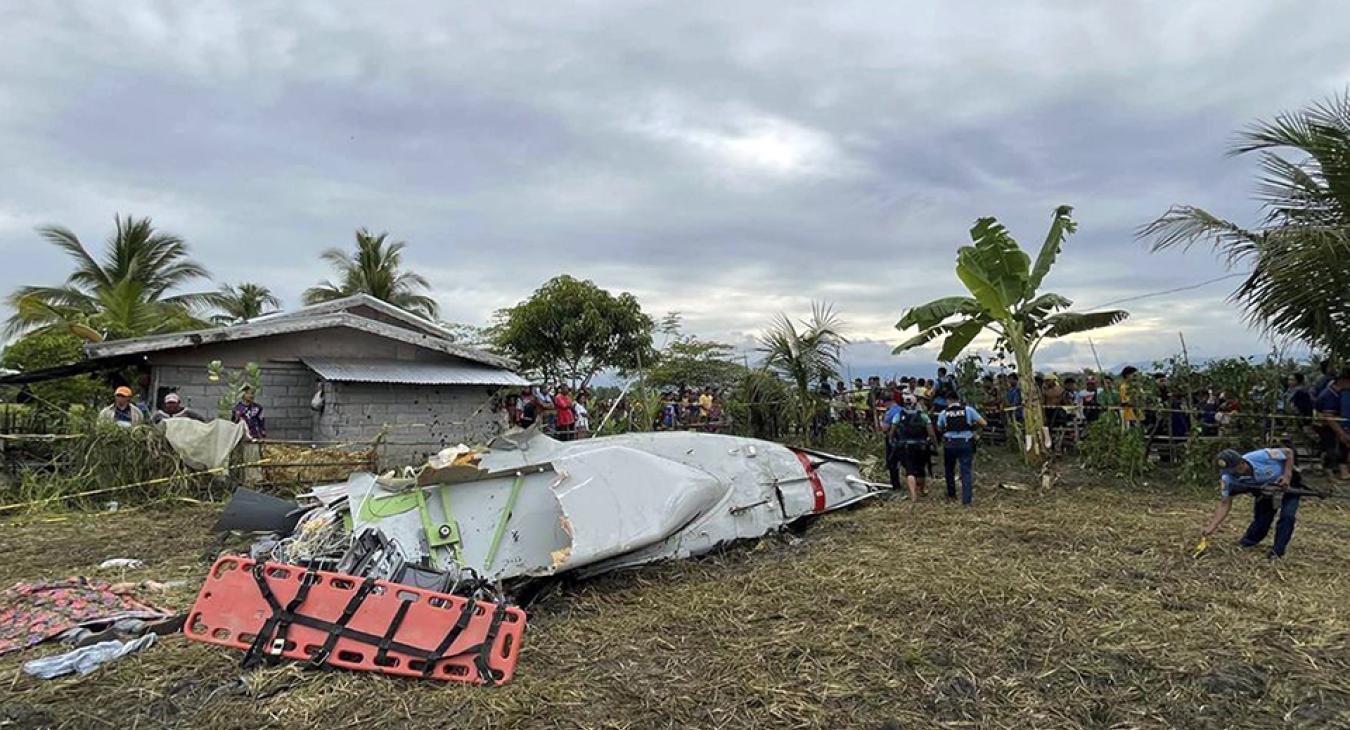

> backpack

[
  {"left": 897, "top": 409, "right": 928, "bottom": 441},
  {"left": 942, "top": 405, "right": 969, "bottom": 432}
]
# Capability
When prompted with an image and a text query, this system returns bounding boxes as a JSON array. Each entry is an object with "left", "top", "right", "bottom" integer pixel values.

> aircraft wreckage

[{"left": 185, "top": 429, "right": 883, "bottom": 684}]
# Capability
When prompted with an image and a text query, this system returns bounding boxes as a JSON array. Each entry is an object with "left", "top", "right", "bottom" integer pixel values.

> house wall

[
  {"left": 315, "top": 381, "right": 508, "bottom": 468},
  {"left": 150, "top": 363, "right": 319, "bottom": 441}
]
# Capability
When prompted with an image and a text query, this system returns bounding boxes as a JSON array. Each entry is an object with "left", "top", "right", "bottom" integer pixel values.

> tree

[
  {"left": 0, "top": 329, "right": 106, "bottom": 412},
  {"left": 491, "top": 275, "right": 655, "bottom": 388},
  {"left": 647, "top": 314, "right": 748, "bottom": 395},
  {"left": 758, "top": 302, "right": 848, "bottom": 439},
  {"left": 894, "top": 206, "right": 1128, "bottom": 465},
  {"left": 1139, "top": 93, "right": 1350, "bottom": 357},
  {"left": 211, "top": 283, "right": 281, "bottom": 325},
  {"left": 302, "top": 229, "right": 438, "bottom": 319},
  {"left": 5, "top": 216, "right": 215, "bottom": 341}
]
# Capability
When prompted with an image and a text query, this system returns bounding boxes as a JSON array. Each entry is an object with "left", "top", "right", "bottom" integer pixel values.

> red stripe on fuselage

[{"left": 792, "top": 450, "right": 827, "bottom": 513}]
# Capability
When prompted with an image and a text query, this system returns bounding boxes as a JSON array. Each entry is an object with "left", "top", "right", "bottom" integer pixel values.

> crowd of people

[
  {"left": 95, "top": 383, "right": 266, "bottom": 439},
  {"left": 503, "top": 384, "right": 730, "bottom": 438},
  {"left": 504, "top": 384, "right": 592, "bottom": 440}
]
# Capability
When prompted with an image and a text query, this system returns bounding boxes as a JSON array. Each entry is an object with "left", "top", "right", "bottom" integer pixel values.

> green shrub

[{"left": 1078, "top": 411, "right": 1151, "bottom": 483}]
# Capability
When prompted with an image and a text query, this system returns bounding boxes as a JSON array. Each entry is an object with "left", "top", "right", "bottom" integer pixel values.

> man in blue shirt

[
  {"left": 884, "top": 393, "right": 938, "bottom": 502},
  {"left": 1200, "top": 447, "right": 1301, "bottom": 558},
  {"left": 1314, "top": 368, "right": 1350, "bottom": 481},
  {"left": 937, "top": 397, "right": 987, "bottom": 506}
]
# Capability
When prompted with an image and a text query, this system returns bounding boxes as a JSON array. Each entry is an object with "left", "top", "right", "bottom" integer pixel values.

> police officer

[
  {"left": 884, "top": 393, "right": 938, "bottom": 502},
  {"left": 937, "top": 395, "right": 987, "bottom": 506},
  {"left": 1199, "top": 447, "right": 1302, "bottom": 559}
]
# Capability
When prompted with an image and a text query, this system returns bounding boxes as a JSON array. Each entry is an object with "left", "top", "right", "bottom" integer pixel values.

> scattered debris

[
  {"left": 23, "top": 634, "right": 158, "bottom": 679},
  {"left": 98, "top": 558, "right": 146, "bottom": 570},
  {"left": 214, "top": 487, "right": 302, "bottom": 533}
]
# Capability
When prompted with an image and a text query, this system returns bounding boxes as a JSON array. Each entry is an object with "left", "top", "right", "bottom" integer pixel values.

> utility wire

[{"left": 1085, "top": 272, "right": 1250, "bottom": 310}]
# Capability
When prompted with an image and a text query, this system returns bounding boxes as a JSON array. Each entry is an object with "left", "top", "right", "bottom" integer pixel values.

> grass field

[{"left": 2, "top": 456, "right": 1349, "bottom": 729}]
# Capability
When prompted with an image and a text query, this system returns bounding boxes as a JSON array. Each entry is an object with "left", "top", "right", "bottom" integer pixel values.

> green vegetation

[
  {"left": 758, "top": 302, "right": 847, "bottom": 443},
  {"left": 209, "top": 282, "right": 281, "bottom": 325},
  {"left": 0, "top": 329, "right": 104, "bottom": 414},
  {"left": 206, "top": 360, "right": 262, "bottom": 419},
  {"left": 894, "top": 206, "right": 1128, "bottom": 465},
  {"left": 4, "top": 215, "right": 214, "bottom": 342},
  {"left": 302, "top": 228, "right": 439, "bottom": 319},
  {"left": 491, "top": 275, "right": 656, "bottom": 389},
  {"left": 8, "top": 419, "right": 217, "bottom": 513}
]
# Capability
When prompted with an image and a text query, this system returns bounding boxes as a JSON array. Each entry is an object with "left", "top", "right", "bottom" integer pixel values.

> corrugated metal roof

[{"left": 302, "top": 357, "right": 528, "bottom": 386}]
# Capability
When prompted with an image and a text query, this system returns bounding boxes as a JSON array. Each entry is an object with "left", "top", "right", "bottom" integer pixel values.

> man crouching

[{"left": 1199, "top": 447, "right": 1301, "bottom": 559}]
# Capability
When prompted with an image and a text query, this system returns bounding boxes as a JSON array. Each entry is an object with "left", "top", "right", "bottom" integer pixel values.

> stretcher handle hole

[
  {"left": 212, "top": 628, "right": 231, "bottom": 641},
  {"left": 501, "top": 634, "right": 514, "bottom": 658},
  {"left": 337, "top": 650, "right": 365, "bottom": 663},
  {"left": 504, "top": 612, "right": 519, "bottom": 623},
  {"left": 266, "top": 567, "right": 291, "bottom": 580},
  {"left": 396, "top": 590, "right": 420, "bottom": 603},
  {"left": 303, "top": 644, "right": 322, "bottom": 657},
  {"left": 428, "top": 597, "right": 447, "bottom": 608},
  {"left": 188, "top": 614, "right": 207, "bottom": 635},
  {"left": 240, "top": 633, "right": 257, "bottom": 644},
  {"left": 443, "top": 664, "right": 469, "bottom": 677},
  {"left": 373, "top": 656, "right": 400, "bottom": 668},
  {"left": 408, "top": 660, "right": 426, "bottom": 672},
  {"left": 213, "top": 560, "right": 238, "bottom": 579},
  {"left": 331, "top": 578, "right": 355, "bottom": 590}
]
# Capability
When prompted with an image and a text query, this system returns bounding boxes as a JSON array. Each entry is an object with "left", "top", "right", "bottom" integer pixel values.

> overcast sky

[{"left": 3, "top": 2, "right": 1346, "bottom": 377}]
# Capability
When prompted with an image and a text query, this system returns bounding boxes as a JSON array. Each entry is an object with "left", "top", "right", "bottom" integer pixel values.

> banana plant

[{"left": 894, "top": 206, "right": 1128, "bottom": 465}]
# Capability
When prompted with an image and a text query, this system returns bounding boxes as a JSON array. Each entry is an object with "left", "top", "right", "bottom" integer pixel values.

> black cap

[{"left": 1216, "top": 449, "right": 1243, "bottom": 472}]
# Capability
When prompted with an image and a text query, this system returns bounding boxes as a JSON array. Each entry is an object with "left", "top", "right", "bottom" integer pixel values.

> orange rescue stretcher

[{"left": 185, "top": 557, "right": 526, "bottom": 685}]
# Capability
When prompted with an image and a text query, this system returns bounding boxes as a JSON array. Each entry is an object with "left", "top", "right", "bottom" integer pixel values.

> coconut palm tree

[
  {"left": 5, "top": 216, "right": 215, "bottom": 341},
  {"left": 1140, "top": 93, "right": 1350, "bottom": 357},
  {"left": 302, "top": 229, "right": 438, "bottom": 319},
  {"left": 758, "top": 302, "right": 848, "bottom": 439},
  {"left": 894, "top": 206, "right": 1128, "bottom": 465},
  {"left": 211, "top": 283, "right": 282, "bottom": 325}
]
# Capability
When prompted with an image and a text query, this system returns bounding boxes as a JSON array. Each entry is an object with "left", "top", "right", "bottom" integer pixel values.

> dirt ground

[{"left": 2, "top": 458, "right": 1349, "bottom": 730}]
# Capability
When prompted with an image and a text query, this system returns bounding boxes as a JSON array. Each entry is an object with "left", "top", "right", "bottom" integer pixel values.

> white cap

[{"left": 164, "top": 393, "right": 181, "bottom": 404}]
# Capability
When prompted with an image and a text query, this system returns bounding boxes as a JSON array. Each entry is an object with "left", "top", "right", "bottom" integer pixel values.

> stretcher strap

[
  {"left": 243, "top": 564, "right": 318, "bottom": 668},
  {"left": 240, "top": 564, "right": 506, "bottom": 682},
  {"left": 473, "top": 603, "right": 509, "bottom": 687},
  {"left": 309, "top": 577, "right": 377, "bottom": 668},
  {"left": 375, "top": 600, "right": 414, "bottom": 666},
  {"left": 419, "top": 597, "right": 479, "bottom": 678}
]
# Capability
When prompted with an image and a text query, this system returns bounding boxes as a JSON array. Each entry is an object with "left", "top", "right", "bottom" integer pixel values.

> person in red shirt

[{"left": 553, "top": 385, "right": 577, "bottom": 441}]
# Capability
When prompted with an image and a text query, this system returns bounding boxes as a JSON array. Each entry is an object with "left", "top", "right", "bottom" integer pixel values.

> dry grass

[
  {"left": 2, "top": 455, "right": 1349, "bottom": 729},
  {"left": 256, "top": 443, "right": 377, "bottom": 487}
]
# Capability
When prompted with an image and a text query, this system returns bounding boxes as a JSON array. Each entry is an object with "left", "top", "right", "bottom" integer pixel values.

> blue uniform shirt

[
  {"left": 1220, "top": 448, "right": 1287, "bottom": 498},
  {"left": 937, "top": 405, "right": 984, "bottom": 440},
  {"left": 1315, "top": 385, "right": 1348, "bottom": 427}
]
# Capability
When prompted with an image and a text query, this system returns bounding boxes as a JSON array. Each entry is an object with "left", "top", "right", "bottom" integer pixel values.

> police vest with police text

[{"left": 942, "top": 405, "right": 970, "bottom": 433}]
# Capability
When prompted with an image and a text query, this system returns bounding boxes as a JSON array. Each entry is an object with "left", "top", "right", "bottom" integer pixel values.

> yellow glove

[{"left": 1192, "top": 536, "right": 1210, "bottom": 559}]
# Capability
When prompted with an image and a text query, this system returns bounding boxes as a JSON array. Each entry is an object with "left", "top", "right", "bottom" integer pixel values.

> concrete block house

[{"left": 82, "top": 295, "right": 526, "bottom": 466}]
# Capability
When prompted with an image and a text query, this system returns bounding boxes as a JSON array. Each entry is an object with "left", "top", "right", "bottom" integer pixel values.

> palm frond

[
  {"left": 1137, "top": 206, "right": 1265, "bottom": 267},
  {"left": 1040, "top": 310, "right": 1130, "bottom": 340}
]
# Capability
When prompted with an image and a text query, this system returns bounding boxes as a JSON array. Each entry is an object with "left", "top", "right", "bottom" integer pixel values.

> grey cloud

[{"left": 2, "top": 1, "right": 1348, "bottom": 375}]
